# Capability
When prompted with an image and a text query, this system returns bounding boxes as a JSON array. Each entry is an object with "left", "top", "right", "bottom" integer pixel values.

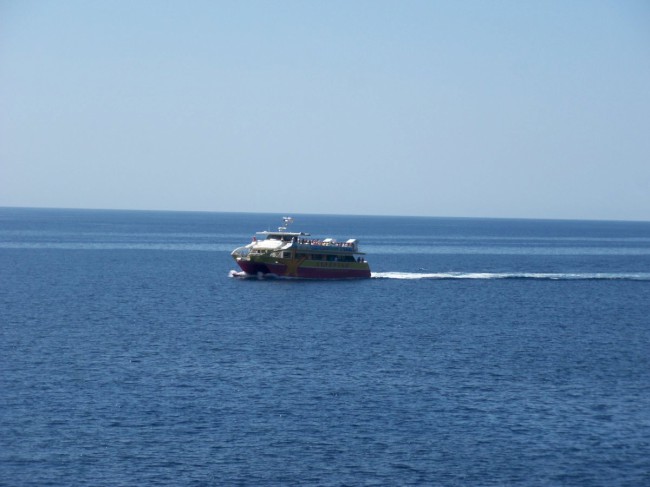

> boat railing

[
  {"left": 295, "top": 239, "right": 358, "bottom": 252},
  {"left": 231, "top": 246, "right": 251, "bottom": 258}
]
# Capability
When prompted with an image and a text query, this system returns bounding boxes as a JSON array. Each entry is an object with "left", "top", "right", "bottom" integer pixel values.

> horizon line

[{"left": 1, "top": 205, "right": 648, "bottom": 224}]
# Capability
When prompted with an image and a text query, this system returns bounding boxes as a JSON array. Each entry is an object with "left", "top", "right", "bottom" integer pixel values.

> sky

[{"left": 1, "top": 1, "right": 649, "bottom": 220}]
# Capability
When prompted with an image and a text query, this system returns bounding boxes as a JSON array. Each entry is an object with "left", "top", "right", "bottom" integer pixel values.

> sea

[{"left": 1, "top": 207, "right": 650, "bottom": 486}]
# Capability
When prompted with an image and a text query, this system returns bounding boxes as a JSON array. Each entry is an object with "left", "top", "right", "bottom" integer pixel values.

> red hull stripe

[
  {"left": 237, "top": 261, "right": 370, "bottom": 279},
  {"left": 237, "top": 261, "right": 270, "bottom": 275}
]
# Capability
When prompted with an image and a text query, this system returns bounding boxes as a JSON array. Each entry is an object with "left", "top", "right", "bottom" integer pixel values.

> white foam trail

[
  {"left": 229, "top": 270, "right": 650, "bottom": 281},
  {"left": 371, "top": 272, "right": 650, "bottom": 281},
  {"left": 229, "top": 270, "right": 282, "bottom": 279}
]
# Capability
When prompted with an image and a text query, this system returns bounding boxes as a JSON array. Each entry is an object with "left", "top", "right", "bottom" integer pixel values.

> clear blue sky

[{"left": 2, "top": 1, "right": 649, "bottom": 220}]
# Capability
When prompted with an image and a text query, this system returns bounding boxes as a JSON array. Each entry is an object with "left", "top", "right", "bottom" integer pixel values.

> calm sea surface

[{"left": 1, "top": 208, "right": 650, "bottom": 486}]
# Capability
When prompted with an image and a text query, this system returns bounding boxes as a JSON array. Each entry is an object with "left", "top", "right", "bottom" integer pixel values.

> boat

[{"left": 231, "top": 217, "right": 371, "bottom": 279}]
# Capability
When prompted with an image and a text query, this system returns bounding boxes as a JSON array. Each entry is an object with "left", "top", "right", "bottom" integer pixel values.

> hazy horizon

[{"left": 4, "top": 205, "right": 650, "bottom": 224}]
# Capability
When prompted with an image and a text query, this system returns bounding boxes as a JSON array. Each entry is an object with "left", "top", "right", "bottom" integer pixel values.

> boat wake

[
  {"left": 229, "top": 270, "right": 283, "bottom": 279},
  {"left": 371, "top": 271, "right": 650, "bottom": 281},
  {"left": 229, "top": 270, "right": 650, "bottom": 281}
]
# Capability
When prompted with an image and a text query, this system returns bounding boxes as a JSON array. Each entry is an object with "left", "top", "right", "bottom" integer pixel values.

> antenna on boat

[{"left": 278, "top": 216, "right": 294, "bottom": 232}]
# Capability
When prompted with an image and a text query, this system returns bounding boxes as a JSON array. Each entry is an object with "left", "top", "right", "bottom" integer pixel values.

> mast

[{"left": 278, "top": 216, "right": 294, "bottom": 232}]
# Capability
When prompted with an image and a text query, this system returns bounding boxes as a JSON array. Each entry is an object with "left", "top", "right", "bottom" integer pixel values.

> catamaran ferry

[{"left": 231, "top": 217, "right": 371, "bottom": 279}]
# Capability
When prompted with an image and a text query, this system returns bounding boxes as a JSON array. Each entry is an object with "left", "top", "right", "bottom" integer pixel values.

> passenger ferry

[{"left": 231, "top": 217, "right": 371, "bottom": 279}]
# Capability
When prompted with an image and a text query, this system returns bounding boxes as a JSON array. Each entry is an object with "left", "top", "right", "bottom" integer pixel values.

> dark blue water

[{"left": 2, "top": 208, "right": 650, "bottom": 486}]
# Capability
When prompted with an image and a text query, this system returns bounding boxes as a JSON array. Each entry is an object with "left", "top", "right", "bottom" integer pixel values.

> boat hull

[
  {"left": 236, "top": 260, "right": 271, "bottom": 275},
  {"left": 235, "top": 257, "right": 371, "bottom": 279}
]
